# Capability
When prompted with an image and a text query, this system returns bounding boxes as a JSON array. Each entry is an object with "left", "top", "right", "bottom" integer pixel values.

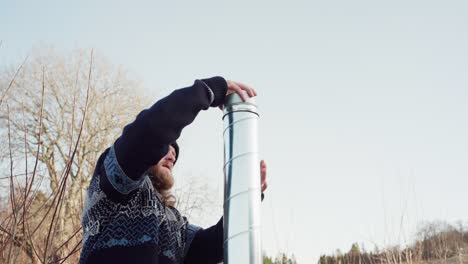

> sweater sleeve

[
  {"left": 184, "top": 217, "right": 224, "bottom": 264},
  {"left": 99, "top": 77, "right": 227, "bottom": 198}
]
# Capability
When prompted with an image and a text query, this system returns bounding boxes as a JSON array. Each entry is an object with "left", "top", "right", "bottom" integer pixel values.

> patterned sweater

[{"left": 79, "top": 77, "right": 228, "bottom": 264}]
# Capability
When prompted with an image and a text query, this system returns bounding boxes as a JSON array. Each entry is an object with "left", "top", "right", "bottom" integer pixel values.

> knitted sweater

[{"left": 79, "top": 77, "right": 228, "bottom": 264}]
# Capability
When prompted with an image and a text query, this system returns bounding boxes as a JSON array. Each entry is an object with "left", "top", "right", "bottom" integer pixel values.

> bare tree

[
  {"left": 0, "top": 47, "right": 148, "bottom": 263},
  {"left": 173, "top": 176, "right": 221, "bottom": 225}
]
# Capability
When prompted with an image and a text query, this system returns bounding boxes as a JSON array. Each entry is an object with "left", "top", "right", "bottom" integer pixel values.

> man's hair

[
  {"left": 147, "top": 167, "right": 177, "bottom": 207},
  {"left": 159, "top": 190, "right": 176, "bottom": 207}
]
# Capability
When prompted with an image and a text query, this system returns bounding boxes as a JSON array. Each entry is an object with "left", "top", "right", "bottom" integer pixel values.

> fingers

[
  {"left": 260, "top": 160, "right": 268, "bottom": 192},
  {"left": 227, "top": 80, "right": 257, "bottom": 101},
  {"left": 227, "top": 80, "right": 248, "bottom": 101},
  {"left": 260, "top": 160, "right": 266, "bottom": 180},
  {"left": 234, "top": 81, "right": 257, "bottom": 97},
  {"left": 262, "top": 181, "right": 268, "bottom": 193}
]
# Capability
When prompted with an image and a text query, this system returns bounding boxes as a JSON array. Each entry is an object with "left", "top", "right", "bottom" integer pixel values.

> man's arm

[
  {"left": 114, "top": 77, "right": 227, "bottom": 179},
  {"left": 100, "top": 77, "right": 227, "bottom": 197},
  {"left": 184, "top": 218, "right": 224, "bottom": 264}
]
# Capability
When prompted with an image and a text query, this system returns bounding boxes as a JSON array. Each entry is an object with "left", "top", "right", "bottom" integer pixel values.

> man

[{"left": 79, "top": 77, "right": 268, "bottom": 264}]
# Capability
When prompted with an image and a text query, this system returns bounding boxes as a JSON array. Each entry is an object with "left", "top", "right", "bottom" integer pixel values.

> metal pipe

[{"left": 223, "top": 92, "right": 261, "bottom": 264}]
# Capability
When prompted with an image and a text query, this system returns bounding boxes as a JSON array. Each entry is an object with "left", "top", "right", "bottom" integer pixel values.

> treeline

[
  {"left": 318, "top": 221, "right": 468, "bottom": 264},
  {"left": 263, "top": 252, "right": 298, "bottom": 264}
]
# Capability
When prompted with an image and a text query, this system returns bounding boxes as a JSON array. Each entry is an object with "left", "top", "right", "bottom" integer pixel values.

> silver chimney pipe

[{"left": 223, "top": 92, "right": 262, "bottom": 264}]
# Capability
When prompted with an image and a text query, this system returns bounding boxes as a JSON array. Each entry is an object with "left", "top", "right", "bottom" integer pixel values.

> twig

[
  {"left": 0, "top": 170, "right": 46, "bottom": 180},
  {"left": 0, "top": 55, "right": 29, "bottom": 107},
  {"left": 43, "top": 49, "right": 93, "bottom": 263},
  {"left": 18, "top": 99, "right": 29, "bottom": 264},
  {"left": 55, "top": 227, "right": 82, "bottom": 253},
  {"left": 6, "top": 103, "right": 19, "bottom": 264},
  {"left": 54, "top": 240, "right": 82, "bottom": 264},
  {"left": 25, "top": 65, "right": 46, "bottom": 209}
]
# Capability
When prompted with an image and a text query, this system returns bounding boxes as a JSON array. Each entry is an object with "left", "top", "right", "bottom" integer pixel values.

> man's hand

[
  {"left": 220, "top": 80, "right": 257, "bottom": 110},
  {"left": 261, "top": 160, "right": 268, "bottom": 193}
]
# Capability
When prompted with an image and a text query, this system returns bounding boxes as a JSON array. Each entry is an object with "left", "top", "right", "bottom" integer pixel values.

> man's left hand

[{"left": 260, "top": 160, "right": 268, "bottom": 193}]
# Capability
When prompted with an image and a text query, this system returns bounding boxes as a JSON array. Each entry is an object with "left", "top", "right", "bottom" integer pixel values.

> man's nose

[{"left": 166, "top": 153, "right": 176, "bottom": 163}]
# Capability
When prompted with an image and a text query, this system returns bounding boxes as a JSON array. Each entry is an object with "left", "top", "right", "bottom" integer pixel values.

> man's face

[{"left": 148, "top": 145, "right": 177, "bottom": 191}]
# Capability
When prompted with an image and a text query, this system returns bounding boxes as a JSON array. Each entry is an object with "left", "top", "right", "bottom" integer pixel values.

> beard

[{"left": 148, "top": 164, "right": 174, "bottom": 191}]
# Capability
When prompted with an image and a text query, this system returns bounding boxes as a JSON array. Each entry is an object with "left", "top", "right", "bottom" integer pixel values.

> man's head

[{"left": 147, "top": 143, "right": 179, "bottom": 192}]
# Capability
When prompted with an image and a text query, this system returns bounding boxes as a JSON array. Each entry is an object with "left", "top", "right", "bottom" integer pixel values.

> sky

[{"left": 2, "top": 0, "right": 468, "bottom": 262}]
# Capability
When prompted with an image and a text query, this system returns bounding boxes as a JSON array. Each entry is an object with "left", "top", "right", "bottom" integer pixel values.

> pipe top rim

[{"left": 224, "top": 91, "right": 257, "bottom": 108}]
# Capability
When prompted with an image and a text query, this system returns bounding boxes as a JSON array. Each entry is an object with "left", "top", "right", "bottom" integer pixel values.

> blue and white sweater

[{"left": 79, "top": 77, "right": 228, "bottom": 264}]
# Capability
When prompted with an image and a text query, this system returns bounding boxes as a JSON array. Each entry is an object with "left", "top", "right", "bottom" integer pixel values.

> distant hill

[{"left": 318, "top": 220, "right": 468, "bottom": 264}]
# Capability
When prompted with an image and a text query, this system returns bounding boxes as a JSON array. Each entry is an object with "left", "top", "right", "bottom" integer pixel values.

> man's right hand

[{"left": 220, "top": 80, "right": 257, "bottom": 110}]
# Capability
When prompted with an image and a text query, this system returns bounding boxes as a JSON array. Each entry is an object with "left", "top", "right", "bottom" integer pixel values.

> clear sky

[{"left": 2, "top": 0, "right": 468, "bottom": 262}]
